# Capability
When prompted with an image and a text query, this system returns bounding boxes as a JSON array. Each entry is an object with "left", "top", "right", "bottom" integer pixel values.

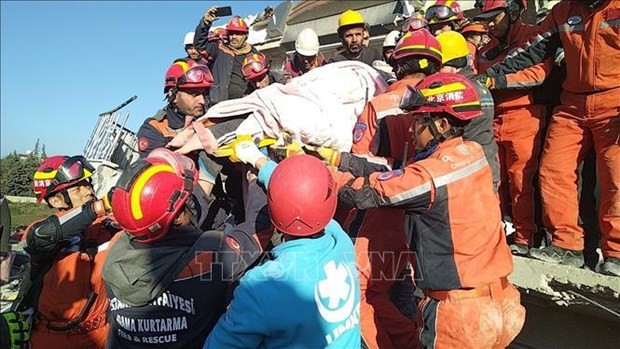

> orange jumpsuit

[
  {"left": 334, "top": 137, "right": 525, "bottom": 348},
  {"left": 26, "top": 214, "right": 113, "bottom": 349},
  {"left": 342, "top": 78, "right": 419, "bottom": 349},
  {"left": 484, "top": 0, "right": 620, "bottom": 258},
  {"left": 477, "top": 19, "right": 553, "bottom": 247}
]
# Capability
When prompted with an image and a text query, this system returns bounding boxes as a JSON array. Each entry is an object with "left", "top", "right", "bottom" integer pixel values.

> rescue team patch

[
  {"left": 353, "top": 122, "right": 367, "bottom": 144},
  {"left": 138, "top": 137, "right": 149, "bottom": 151},
  {"left": 377, "top": 169, "right": 403, "bottom": 181}
]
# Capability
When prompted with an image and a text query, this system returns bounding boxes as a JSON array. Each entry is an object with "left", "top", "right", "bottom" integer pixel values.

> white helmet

[
  {"left": 184, "top": 32, "right": 195, "bottom": 46},
  {"left": 295, "top": 28, "right": 320, "bottom": 56},
  {"left": 383, "top": 30, "right": 400, "bottom": 48}
]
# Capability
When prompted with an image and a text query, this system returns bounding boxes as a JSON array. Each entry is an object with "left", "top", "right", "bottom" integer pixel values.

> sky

[{"left": 0, "top": 0, "right": 283, "bottom": 157}]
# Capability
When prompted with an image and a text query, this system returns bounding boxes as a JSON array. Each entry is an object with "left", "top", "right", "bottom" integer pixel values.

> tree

[{"left": 0, "top": 140, "right": 44, "bottom": 197}]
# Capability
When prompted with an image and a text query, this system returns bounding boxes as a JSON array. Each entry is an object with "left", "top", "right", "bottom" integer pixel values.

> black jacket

[{"left": 194, "top": 19, "right": 259, "bottom": 105}]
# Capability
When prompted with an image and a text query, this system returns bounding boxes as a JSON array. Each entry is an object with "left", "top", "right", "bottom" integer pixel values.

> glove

[
  {"left": 475, "top": 73, "right": 495, "bottom": 89},
  {"left": 0, "top": 311, "right": 31, "bottom": 349},
  {"left": 269, "top": 139, "right": 305, "bottom": 162},
  {"left": 91, "top": 186, "right": 115, "bottom": 216},
  {"left": 233, "top": 139, "right": 267, "bottom": 167},
  {"left": 554, "top": 48, "right": 565, "bottom": 67},
  {"left": 213, "top": 136, "right": 276, "bottom": 162},
  {"left": 303, "top": 145, "right": 341, "bottom": 166}
]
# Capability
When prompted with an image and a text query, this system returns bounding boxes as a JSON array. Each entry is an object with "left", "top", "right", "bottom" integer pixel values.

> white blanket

[{"left": 199, "top": 61, "right": 388, "bottom": 152}]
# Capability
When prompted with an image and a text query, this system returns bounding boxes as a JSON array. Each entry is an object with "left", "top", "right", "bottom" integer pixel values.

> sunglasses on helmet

[
  {"left": 400, "top": 85, "right": 427, "bottom": 111},
  {"left": 242, "top": 60, "right": 268, "bottom": 78},
  {"left": 177, "top": 66, "right": 212, "bottom": 87},
  {"left": 52, "top": 156, "right": 95, "bottom": 187},
  {"left": 424, "top": 5, "right": 458, "bottom": 22},
  {"left": 401, "top": 17, "right": 428, "bottom": 32}
]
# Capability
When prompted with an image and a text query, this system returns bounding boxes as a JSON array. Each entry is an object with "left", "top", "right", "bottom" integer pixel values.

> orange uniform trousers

[
  {"left": 494, "top": 105, "right": 546, "bottom": 246},
  {"left": 30, "top": 323, "right": 108, "bottom": 349},
  {"left": 540, "top": 88, "right": 620, "bottom": 258},
  {"left": 345, "top": 208, "right": 418, "bottom": 349},
  {"left": 418, "top": 279, "right": 525, "bottom": 349}
]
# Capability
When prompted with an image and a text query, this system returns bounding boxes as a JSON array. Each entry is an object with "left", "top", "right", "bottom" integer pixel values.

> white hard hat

[
  {"left": 383, "top": 31, "right": 400, "bottom": 48},
  {"left": 295, "top": 28, "right": 320, "bottom": 56},
  {"left": 184, "top": 32, "right": 195, "bottom": 46}
]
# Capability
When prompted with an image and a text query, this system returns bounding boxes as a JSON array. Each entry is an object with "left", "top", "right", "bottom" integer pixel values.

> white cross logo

[{"left": 314, "top": 260, "right": 356, "bottom": 323}]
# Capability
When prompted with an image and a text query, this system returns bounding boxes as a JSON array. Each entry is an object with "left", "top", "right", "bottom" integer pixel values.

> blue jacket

[{"left": 204, "top": 161, "right": 361, "bottom": 349}]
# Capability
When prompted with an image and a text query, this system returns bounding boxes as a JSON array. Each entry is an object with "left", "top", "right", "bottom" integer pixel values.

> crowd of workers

[{"left": 1, "top": 0, "right": 618, "bottom": 348}]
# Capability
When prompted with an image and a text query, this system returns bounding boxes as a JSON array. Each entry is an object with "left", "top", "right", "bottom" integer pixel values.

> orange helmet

[
  {"left": 111, "top": 149, "right": 198, "bottom": 243},
  {"left": 424, "top": 0, "right": 464, "bottom": 25},
  {"left": 33, "top": 155, "right": 95, "bottom": 204},
  {"left": 461, "top": 22, "right": 489, "bottom": 35},
  {"left": 226, "top": 16, "right": 249, "bottom": 33},
  {"left": 391, "top": 29, "right": 443, "bottom": 65},
  {"left": 242, "top": 53, "right": 269, "bottom": 81},
  {"left": 401, "top": 73, "right": 482, "bottom": 121},
  {"left": 164, "top": 59, "right": 214, "bottom": 92}
]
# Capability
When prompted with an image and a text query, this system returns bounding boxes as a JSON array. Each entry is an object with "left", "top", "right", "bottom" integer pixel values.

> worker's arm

[
  {"left": 194, "top": 7, "right": 220, "bottom": 60},
  {"left": 484, "top": 11, "right": 561, "bottom": 77},
  {"left": 337, "top": 163, "right": 434, "bottom": 214}
]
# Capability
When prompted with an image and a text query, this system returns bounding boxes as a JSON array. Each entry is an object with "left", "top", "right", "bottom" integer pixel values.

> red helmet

[
  {"left": 242, "top": 53, "right": 269, "bottom": 81},
  {"left": 208, "top": 28, "right": 228, "bottom": 42},
  {"left": 391, "top": 29, "right": 443, "bottom": 65},
  {"left": 33, "top": 155, "right": 95, "bottom": 204},
  {"left": 476, "top": 0, "right": 527, "bottom": 20},
  {"left": 267, "top": 155, "right": 337, "bottom": 237},
  {"left": 164, "top": 59, "right": 214, "bottom": 93},
  {"left": 111, "top": 148, "right": 198, "bottom": 243},
  {"left": 226, "top": 16, "right": 249, "bottom": 33},
  {"left": 403, "top": 73, "right": 482, "bottom": 121},
  {"left": 424, "top": 1, "right": 464, "bottom": 25}
]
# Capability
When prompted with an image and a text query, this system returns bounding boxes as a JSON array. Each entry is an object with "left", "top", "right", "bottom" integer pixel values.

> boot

[{"left": 528, "top": 245, "right": 584, "bottom": 268}]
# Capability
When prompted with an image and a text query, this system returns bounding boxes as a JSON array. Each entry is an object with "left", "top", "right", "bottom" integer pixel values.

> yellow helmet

[
  {"left": 338, "top": 10, "right": 365, "bottom": 29},
  {"left": 436, "top": 31, "right": 469, "bottom": 64}
]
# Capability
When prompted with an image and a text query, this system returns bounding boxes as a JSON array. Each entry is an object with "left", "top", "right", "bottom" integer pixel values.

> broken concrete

[{"left": 509, "top": 256, "right": 620, "bottom": 348}]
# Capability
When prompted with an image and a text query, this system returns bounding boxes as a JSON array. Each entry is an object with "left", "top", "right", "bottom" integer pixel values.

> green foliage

[
  {"left": 0, "top": 139, "right": 46, "bottom": 197},
  {"left": 7, "top": 201, "right": 55, "bottom": 231}
]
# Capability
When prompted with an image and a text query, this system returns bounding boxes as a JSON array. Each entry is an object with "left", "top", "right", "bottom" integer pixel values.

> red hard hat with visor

[
  {"left": 164, "top": 59, "right": 214, "bottom": 93},
  {"left": 33, "top": 155, "right": 95, "bottom": 204},
  {"left": 242, "top": 53, "right": 269, "bottom": 81}
]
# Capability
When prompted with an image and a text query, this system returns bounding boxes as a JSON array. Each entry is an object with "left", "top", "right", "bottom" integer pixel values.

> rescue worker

[
  {"left": 437, "top": 31, "right": 499, "bottom": 190},
  {"left": 18, "top": 155, "right": 118, "bottom": 348},
  {"left": 241, "top": 53, "right": 286, "bottom": 91},
  {"left": 475, "top": 0, "right": 553, "bottom": 256},
  {"left": 103, "top": 149, "right": 266, "bottom": 348},
  {"left": 284, "top": 28, "right": 326, "bottom": 78},
  {"left": 478, "top": 0, "right": 620, "bottom": 275},
  {"left": 329, "top": 10, "right": 382, "bottom": 66},
  {"left": 461, "top": 22, "right": 491, "bottom": 50},
  {"left": 327, "top": 29, "right": 444, "bottom": 349},
  {"left": 182, "top": 31, "right": 206, "bottom": 65},
  {"left": 424, "top": 0, "right": 467, "bottom": 36},
  {"left": 362, "top": 23, "right": 371, "bottom": 47},
  {"left": 353, "top": 29, "right": 442, "bottom": 163},
  {"left": 136, "top": 59, "right": 214, "bottom": 157},
  {"left": 205, "top": 150, "right": 361, "bottom": 348},
  {"left": 137, "top": 60, "right": 242, "bottom": 230},
  {"left": 331, "top": 73, "right": 525, "bottom": 348},
  {"left": 460, "top": 21, "right": 490, "bottom": 70},
  {"left": 194, "top": 8, "right": 259, "bottom": 104}
]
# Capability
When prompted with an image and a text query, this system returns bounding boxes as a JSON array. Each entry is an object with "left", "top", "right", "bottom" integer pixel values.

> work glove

[
  {"left": 303, "top": 145, "right": 341, "bottom": 166},
  {"left": 213, "top": 136, "right": 276, "bottom": 162},
  {"left": 232, "top": 139, "right": 268, "bottom": 167},
  {"left": 475, "top": 73, "right": 495, "bottom": 89},
  {"left": 92, "top": 187, "right": 115, "bottom": 216},
  {"left": 268, "top": 134, "right": 305, "bottom": 162},
  {"left": 554, "top": 48, "right": 565, "bottom": 67},
  {"left": 0, "top": 311, "right": 31, "bottom": 349}
]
